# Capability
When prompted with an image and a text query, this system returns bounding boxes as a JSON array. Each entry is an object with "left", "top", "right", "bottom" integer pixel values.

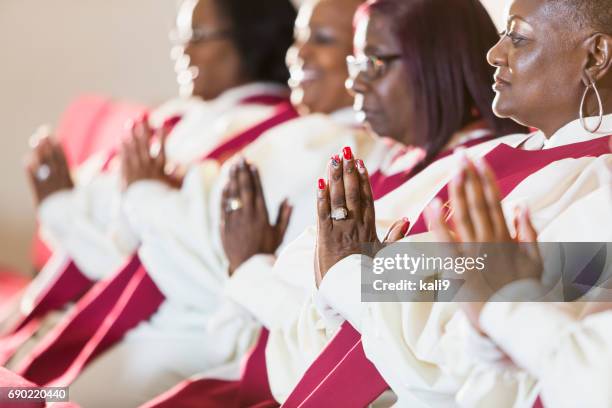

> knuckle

[
  {"left": 332, "top": 198, "right": 346, "bottom": 207},
  {"left": 346, "top": 191, "right": 360, "bottom": 203}
]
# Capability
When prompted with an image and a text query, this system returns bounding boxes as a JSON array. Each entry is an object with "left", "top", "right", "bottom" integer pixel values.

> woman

[
  {"left": 6, "top": 0, "right": 295, "bottom": 398},
  {"left": 307, "top": 0, "right": 612, "bottom": 406},
  {"left": 424, "top": 1, "right": 612, "bottom": 407}
]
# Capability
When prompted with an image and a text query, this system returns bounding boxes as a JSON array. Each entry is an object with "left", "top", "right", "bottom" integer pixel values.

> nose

[
  {"left": 295, "top": 39, "right": 313, "bottom": 64},
  {"left": 487, "top": 37, "right": 508, "bottom": 68}
]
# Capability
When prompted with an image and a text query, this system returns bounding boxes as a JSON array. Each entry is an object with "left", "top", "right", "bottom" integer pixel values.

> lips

[
  {"left": 289, "top": 66, "right": 320, "bottom": 87},
  {"left": 493, "top": 73, "right": 511, "bottom": 91}
]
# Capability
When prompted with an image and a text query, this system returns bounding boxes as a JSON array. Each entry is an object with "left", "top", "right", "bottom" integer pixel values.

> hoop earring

[{"left": 579, "top": 80, "right": 604, "bottom": 133}]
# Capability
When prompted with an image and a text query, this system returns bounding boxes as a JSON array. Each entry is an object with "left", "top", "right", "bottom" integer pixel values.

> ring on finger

[
  {"left": 226, "top": 197, "right": 244, "bottom": 212},
  {"left": 331, "top": 207, "right": 348, "bottom": 221},
  {"left": 36, "top": 164, "right": 51, "bottom": 181}
]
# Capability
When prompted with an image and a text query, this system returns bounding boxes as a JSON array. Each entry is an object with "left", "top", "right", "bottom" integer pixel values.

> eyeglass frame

[{"left": 346, "top": 54, "right": 402, "bottom": 80}]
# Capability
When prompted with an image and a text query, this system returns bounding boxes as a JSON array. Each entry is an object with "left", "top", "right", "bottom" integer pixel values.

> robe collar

[{"left": 523, "top": 114, "right": 612, "bottom": 150}]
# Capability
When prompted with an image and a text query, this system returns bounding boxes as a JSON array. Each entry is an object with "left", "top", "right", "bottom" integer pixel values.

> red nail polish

[
  {"left": 331, "top": 154, "right": 341, "bottom": 167},
  {"left": 356, "top": 159, "right": 365, "bottom": 170},
  {"left": 162, "top": 116, "right": 181, "bottom": 130},
  {"left": 318, "top": 178, "right": 326, "bottom": 190},
  {"left": 141, "top": 112, "right": 149, "bottom": 123},
  {"left": 343, "top": 146, "right": 353, "bottom": 160},
  {"left": 401, "top": 218, "right": 411, "bottom": 235}
]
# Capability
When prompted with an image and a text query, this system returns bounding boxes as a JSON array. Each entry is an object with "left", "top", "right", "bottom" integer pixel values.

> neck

[{"left": 539, "top": 88, "right": 612, "bottom": 137}]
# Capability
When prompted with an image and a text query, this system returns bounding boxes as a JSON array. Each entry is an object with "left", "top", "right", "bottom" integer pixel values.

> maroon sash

[
  {"left": 0, "top": 261, "right": 94, "bottom": 365},
  {"left": 16, "top": 100, "right": 297, "bottom": 386},
  {"left": 140, "top": 329, "right": 274, "bottom": 408},
  {"left": 282, "top": 135, "right": 611, "bottom": 407},
  {"left": 15, "top": 256, "right": 143, "bottom": 384},
  {"left": 369, "top": 134, "right": 495, "bottom": 199}
]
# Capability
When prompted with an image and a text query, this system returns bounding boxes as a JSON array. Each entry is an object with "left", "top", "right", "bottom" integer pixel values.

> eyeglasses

[
  {"left": 169, "top": 27, "right": 233, "bottom": 46},
  {"left": 346, "top": 54, "right": 402, "bottom": 80}
]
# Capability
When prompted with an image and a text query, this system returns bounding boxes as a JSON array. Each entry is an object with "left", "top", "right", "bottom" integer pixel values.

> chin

[{"left": 492, "top": 95, "right": 513, "bottom": 119}]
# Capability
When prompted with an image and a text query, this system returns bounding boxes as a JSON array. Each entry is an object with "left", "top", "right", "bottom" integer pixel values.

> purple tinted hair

[{"left": 360, "top": 0, "right": 527, "bottom": 171}]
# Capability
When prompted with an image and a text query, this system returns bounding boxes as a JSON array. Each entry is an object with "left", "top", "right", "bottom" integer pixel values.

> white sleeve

[
  {"left": 123, "top": 162, "right": 229, "bottom": 311},
  {"left": 37, "top": 171, "right": 133, "bottom": 281},
  {"left": 481, "top": 304, "right": 612, "bottom": 408},
  {"left": 224, "top": 255, "right": 306, "bottom": 329}
]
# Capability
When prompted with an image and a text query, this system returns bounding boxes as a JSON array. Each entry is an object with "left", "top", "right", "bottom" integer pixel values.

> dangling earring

[{"left": 579, "top": 79, "right": 604, "bottom": 133}]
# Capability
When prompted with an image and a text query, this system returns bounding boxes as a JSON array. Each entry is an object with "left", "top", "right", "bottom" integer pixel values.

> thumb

[
  {"left": 274, "top": 199, "right": 293, "bottom": 242},
  {"left": 517, "top": 206, "right": 538, "bottom": 243},
  {"left": 517, "top": 206, "right": 541, "bottom": 262},
  {"left": 155, "top": 125, "right": 171, "bottom": 168},
  {"left": 384, "top": 218, "right": 410, "bottom": 243}
]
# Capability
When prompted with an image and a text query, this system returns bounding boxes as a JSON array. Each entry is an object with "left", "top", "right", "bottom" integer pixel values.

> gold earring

[{"left": 579, "top": 80, "right": 604, "bottom": 133}]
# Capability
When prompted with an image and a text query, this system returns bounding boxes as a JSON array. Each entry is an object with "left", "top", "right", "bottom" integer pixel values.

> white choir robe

[
  {"left": 66, "top": 108, "right": 403, "bottom": 408},
  {"left": 262, "top": 127, "right": 521, "bottom": 405},
  {"left": 7, "top": 83, "right": 286, "bottom": 369},
  {"left": 266, "top": 116, "right": 612, "bottom": 407}
]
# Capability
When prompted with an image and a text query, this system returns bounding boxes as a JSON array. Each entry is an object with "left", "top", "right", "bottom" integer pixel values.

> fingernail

[
  {"left": 452, "top": 168, "right": 464, "bottom": 186},
  {"left": 141, "top": 112, "right": 149, "bottom": 123},
  {"left": 342, "top": 146, "right": 353, "bottom": 161},
  {"left": 522, "top": 205, "right": 531, "bottom": 221},
  {"left": 331, "top": 154, "right": 341, "bottom": 168},
  {"left": 427, "top": 198, "right": 443, "bottom": 218},
  {"left": 475, "top": 157, "right": 488, "bottom": 175},
  {"left": 401, "top": 218, "right": 411, "bottom": 236},
  {"left": 356, "top": 159, "right": 366, "bottom": 173},
  {"left": 318, "top": 178, "right": 326, "bottom": 190},
  {"left": 163, "top": 116, "right": 181, "bottom": 129},
  {"left": 124, "top": 119, "right": 135, "bottom": 132},
  {"left": 454, "top": 147, "right": 469, "bottom": 168}
]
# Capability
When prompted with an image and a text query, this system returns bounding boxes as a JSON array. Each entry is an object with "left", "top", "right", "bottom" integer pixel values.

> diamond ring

[
  {"left": 36, "top": 164, "right": 51, "bottom": 182},
  {"left": 331, "top": 207, "right": 348, "bottom": 221},
  {"left": 226, "top": 197, "right": 244, "bottom": 212}
]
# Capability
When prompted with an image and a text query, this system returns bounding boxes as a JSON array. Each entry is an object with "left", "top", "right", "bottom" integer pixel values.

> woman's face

[
  {"left": 487, "top": 0, "right": 591, "bottom": 135},
  {"left": 347, "top": 11, "right": 414, "bottom": 143},
  {"left": 287, "top": 0, "right": 358, "bottom": 114},
  {"left": 173, "top": 0, "right": 246, "bottom": 100}
]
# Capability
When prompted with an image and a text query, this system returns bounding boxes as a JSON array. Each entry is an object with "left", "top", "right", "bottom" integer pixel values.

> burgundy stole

[
  {"left": 0, "top": 262, "right": 94, "bottom": 366},
  {"left": 15, "top": 100, "right": 297, "bottom": 386},
  {"left": 281, "top": 135, "right": 611, "bottom": 408}
]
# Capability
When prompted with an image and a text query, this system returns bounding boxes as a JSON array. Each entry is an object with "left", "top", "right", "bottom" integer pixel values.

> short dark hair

[
  {"left": 553, "top": 0, "right": 612, "bottom": 34},
  {"left": 214, "top": 0, "right": 297, "bottom": 85},
  {"left": 363, "top": 0, "right": 527, "bottom": 171}
]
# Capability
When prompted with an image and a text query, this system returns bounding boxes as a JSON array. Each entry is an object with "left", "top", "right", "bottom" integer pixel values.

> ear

[{"left": 583, "top": 33, "right": 612, "bottom": 85}]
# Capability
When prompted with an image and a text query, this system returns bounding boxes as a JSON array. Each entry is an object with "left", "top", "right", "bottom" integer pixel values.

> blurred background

[{"left": 0, "top": 0, "right": 506, "bottom": 274}]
